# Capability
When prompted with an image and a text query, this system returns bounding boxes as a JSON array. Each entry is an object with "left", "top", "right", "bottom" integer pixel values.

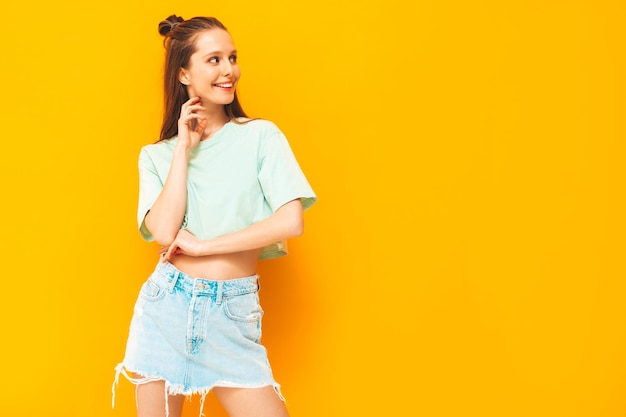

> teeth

[{"left": 215, "top": 83, "right": 232, "bottom": 88}]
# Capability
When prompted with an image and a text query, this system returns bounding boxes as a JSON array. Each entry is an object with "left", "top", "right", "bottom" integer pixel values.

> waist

[
  {"left": 166, "top": 249, "right": 261, "bottom": 280},
  {"left": 155, "top": 261, "right": 259, "bottom": 298}
]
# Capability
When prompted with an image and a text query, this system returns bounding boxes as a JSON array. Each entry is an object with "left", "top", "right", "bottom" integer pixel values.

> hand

[
  {"left": 177, "top": 97, "right": 207, "bottom": 152},
  {"left": 159, "top": 229, "right": 205, "bottom": 262}
]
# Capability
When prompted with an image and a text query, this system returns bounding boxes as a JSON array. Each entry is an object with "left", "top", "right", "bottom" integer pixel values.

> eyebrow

[{"left": 203, "top": 50, "right": 237, "bottom": 57}]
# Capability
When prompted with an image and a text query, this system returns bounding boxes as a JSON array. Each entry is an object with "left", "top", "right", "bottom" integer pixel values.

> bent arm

[
  {"left": 144, "top": 144, "right": 190, "bottom": 246},
  {"left": 203, "top": 199, "right": 304, "bottom": 254},
  {"left": 162, "top": 199, "right": 304, "bottom": 260},
  {"left": 142, "top": 97, "right": 208, "bottom": 246}
]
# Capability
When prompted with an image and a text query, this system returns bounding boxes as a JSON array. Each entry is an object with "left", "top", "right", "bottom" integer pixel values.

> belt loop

[
  {"left": 215, "top": 281, "right": 224, "bottom": 305},
  {"left": 167, "top": 270, "right": 179, "bottom": 293}
]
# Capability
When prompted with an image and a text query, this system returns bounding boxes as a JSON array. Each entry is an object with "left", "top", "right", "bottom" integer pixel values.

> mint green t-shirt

[{"left": 137, "top": 119, "right": 317, "bottom": 259}]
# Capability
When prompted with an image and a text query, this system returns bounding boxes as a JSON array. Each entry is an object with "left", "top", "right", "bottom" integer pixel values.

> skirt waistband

[{"left": 155, "top": 261, "right": 260, "bottom": 298}]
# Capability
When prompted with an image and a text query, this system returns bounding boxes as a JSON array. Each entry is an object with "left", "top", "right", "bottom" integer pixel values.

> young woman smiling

[{"left": 113, "top": 15, "right": 316, "bottom": 417}]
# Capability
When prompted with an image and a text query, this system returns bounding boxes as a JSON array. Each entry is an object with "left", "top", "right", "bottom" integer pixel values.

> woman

[{"left": 113, "top": 15, "right": 316, "bottom": 417}]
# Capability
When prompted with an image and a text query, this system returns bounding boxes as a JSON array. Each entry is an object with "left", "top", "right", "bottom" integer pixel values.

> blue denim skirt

[{"left": 113, "top": 261, "right": 283, "bottom": 409}]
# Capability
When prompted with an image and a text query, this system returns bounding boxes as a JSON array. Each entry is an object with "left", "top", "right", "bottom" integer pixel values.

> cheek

[{"left": 193, "top": 68, "right": 219, "bottom": 81}]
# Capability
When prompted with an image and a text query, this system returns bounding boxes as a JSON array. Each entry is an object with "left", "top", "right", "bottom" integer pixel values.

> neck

[{"left": 200, "top": 108, "right": 230, "bottom": 140}]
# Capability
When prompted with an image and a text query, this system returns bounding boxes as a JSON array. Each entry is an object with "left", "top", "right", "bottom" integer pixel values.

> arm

[
  {"left": 161, "top": 199, "right": 304, "bottom": 261},
  {"left": 144, "top": 97, "right": 207, "bottom": 245},
  {"left": 143, "top": 144, "right": 191, "bottom": 245}
]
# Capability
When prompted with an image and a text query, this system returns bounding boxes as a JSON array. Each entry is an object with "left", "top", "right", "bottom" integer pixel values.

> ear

[{"left": 179, "top": 68, "right": 190, "bottom": 85}]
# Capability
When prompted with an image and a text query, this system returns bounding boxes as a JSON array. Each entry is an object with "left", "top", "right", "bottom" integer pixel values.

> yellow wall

[{"left": 1, "top": 0, "right": 625, "bottom": 415}]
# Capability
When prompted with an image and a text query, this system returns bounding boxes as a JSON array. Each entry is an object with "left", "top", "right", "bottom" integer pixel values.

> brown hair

[{"left": 157, "top": 15, "right": 249, "bottom": 141}]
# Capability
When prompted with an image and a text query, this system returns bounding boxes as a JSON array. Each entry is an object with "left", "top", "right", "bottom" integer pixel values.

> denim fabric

[{"left": 113, "top": 261, "right": 283, "bottom": 412}]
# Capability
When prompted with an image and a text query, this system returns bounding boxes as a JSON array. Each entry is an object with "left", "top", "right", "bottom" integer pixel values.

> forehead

[{"left": 193, "top": 29, "right": 236, "bottom": 54}]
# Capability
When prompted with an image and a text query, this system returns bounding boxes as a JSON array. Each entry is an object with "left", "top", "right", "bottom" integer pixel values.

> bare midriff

[{"left": 168, "top": 248, "right": 262, "bottom": 280}]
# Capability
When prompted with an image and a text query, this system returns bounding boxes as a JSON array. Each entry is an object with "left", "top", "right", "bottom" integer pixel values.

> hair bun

[{"left": 158, "top": 15, "right": 184, "bottom": 36}]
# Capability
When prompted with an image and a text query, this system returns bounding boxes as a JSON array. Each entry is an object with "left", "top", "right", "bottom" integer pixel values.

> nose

[{"left": 221, "top": 59, "right": 232, "bottom": 76}]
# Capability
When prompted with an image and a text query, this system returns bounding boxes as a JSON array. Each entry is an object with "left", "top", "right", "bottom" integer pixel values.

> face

[{"left": 179, "top": 29, "right": 240, "bottom": 110}]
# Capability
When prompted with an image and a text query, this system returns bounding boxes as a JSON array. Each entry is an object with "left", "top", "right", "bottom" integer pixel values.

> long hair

[{"left": 157, "top": 15, "right": 249, "bottom": 141}]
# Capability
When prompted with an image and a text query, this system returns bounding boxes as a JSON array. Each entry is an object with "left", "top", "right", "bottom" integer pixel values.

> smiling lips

[{"left": 213, "top": 82, "right": 233, "bottom": 89}]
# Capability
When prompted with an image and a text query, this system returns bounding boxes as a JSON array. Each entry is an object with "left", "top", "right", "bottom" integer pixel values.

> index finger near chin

[
  {"left": 181, "top": 98, "right": 193, "bottom": 110},
  {"left": 185, "top": 96, "right": 201, "bottom": 106}
]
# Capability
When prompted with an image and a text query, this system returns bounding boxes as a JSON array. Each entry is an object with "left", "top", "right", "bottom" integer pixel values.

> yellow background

[{"left": 1, "top": 0, "right": 625, "bottom": 416}]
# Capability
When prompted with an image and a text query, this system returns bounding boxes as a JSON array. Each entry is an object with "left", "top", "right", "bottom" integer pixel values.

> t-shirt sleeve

[
  {"left": 136, "top": 148, "right": 162, "bottom": 241},
  {"left": 258, "top": 130, "right": 317, "bottom": 212}
]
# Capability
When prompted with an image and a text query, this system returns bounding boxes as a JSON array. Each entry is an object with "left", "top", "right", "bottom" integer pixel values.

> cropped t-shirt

[{"left": 137, "top": 119, "right": 317, "bottom": 259}]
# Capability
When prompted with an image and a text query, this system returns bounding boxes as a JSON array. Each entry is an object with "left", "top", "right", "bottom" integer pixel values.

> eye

[
  {"left": 208, "top": 56, "right": 219, "bottom": 64},
  {"left": 229, "top": 55, "right": 238, "bottom": 63}
]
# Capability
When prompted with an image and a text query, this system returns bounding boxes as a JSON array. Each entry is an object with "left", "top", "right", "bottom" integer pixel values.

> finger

[
  {"left": 182, "top": 105, "right": 206, "bottom": 118},
  {"left": 162, "top": 243, "right": 176, "bottom": 262},
  {"left": 183, "top": 113, "right": 205, "bottom": 121},
  {"left": 187, "top": 103, "right": 206, "bottom": 112},
  {"left": 183, "top": 96, "right": 200, "bottom": 105},
  {"left": 162, "top": 247, "right": 171, "bottom": 262},
  {"left": 182, "top": 96, "right": 202, "bottom": 110},
  {"left": 184, "top": 116, "right": 206, "bottom": 134},
  {"left": 191, "top": 118, "right": 207, "bottom": 134},
  {"left": 182, "top": 114, "right": 203, "bottom": 126},
  {"left": 196, "top": 118, "right": 208, "bottom": 133}
]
